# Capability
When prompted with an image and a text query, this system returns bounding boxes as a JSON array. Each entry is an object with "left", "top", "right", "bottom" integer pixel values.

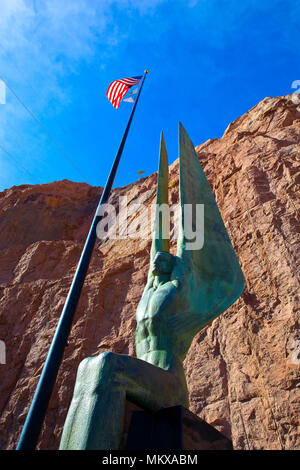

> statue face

[{"left": 152, "top": 251, "right": 174, "bottom": 275}]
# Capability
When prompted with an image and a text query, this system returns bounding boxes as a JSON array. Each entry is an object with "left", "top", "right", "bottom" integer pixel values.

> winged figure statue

[{"left": 59, "top": 123, "right": 245, "bottom": 450}]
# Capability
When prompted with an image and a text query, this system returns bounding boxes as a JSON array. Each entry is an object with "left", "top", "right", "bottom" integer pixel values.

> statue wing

[
  {"left": 176, "top": 123, "right": 245, "bottom": 327},
  {"left": 149, "top": 132, "right": 170, "bottom": 266}
]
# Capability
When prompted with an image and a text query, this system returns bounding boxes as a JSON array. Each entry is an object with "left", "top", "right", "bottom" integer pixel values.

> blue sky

[{"left": 0, "top": 0, "right": 299, "bottom": 191}]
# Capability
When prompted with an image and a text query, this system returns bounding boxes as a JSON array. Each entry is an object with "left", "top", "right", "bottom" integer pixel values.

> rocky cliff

[{"left": 0, "top": 95, "right": 299, "bottom": 450}]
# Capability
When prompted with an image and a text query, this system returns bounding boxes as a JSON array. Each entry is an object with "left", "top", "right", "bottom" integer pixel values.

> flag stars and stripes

[{"left": 106, "top": 76, "right": 142, "bottom": 109}]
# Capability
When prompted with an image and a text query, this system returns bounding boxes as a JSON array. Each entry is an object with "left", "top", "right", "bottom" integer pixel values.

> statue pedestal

[{"left": 121, "top": 400, "right": 233, "bottom": 450}]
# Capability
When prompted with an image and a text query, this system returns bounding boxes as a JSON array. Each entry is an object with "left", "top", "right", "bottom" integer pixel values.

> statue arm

[{"left": 170, "top": 256, "right": 187, "bottom": 289}]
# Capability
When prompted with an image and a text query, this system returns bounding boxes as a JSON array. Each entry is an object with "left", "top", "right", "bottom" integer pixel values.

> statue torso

[{"left": 135, "top": 279, "right": 194, "bottom": 374}]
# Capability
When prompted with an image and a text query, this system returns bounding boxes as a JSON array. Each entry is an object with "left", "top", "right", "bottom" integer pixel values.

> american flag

[{"left": 106, "top": 76, "right": 142, "bottom": 109}]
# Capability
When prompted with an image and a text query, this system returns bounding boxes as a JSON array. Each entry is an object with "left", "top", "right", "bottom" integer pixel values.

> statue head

[{"left": 152, "top": 251, "right": 175, "bottom": 276}]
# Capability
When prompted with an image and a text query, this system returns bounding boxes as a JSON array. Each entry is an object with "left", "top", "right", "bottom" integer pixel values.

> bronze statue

[{"left": 59, "top": 123, "right": 244, "bottom": 450}]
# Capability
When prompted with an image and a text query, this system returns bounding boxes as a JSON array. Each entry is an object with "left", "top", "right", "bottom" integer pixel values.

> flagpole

[{"left": 17, "top": 70, "right": 149, "bottom": 450}]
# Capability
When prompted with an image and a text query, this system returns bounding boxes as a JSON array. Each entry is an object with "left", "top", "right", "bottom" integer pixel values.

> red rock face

[{"left": 0, "top": 95, "right": 299, "bottom": 450}]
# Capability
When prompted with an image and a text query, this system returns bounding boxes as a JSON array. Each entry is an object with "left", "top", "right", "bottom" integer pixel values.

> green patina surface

[{"left": 59, "top": 124, "right": 244, "bottom": 450}]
